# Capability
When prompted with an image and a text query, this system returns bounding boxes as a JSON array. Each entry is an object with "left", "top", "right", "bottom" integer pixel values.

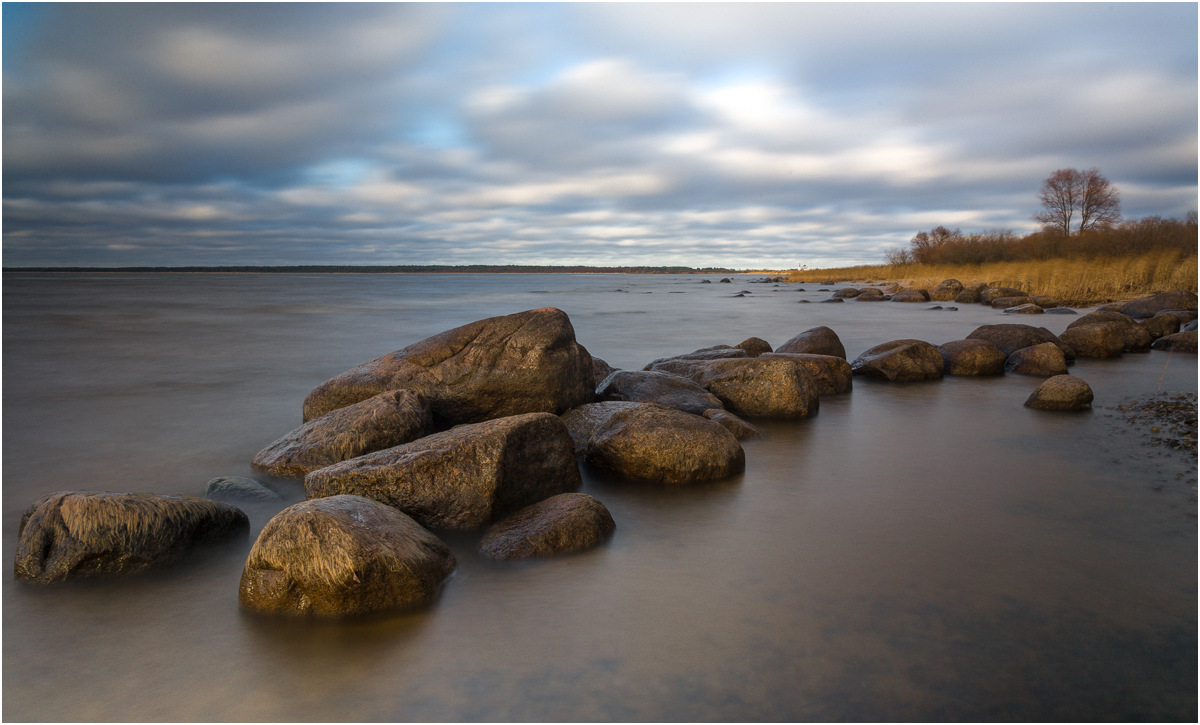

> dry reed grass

[{"left": 784, "top": 249, "right": 1197, "bottom": 305}]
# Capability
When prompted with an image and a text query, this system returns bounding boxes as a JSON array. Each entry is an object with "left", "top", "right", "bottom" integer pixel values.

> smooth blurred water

[{"left": 4, "top": 273, "right": 1196, "bottom": 721}]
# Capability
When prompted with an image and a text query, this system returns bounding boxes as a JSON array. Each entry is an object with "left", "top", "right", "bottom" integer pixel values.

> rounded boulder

[
  {"left": 851, "top": 339, "right": 944, "bottom": 382},
  {"left": 1025, "top": 375, "right": 1094, "bottom": 411},
  {"left": 1004, "top": 342, "right": 1068, "bottom": 377},
  {"left": 479, "top": 493, "right": 615, "bottom": 561},
  {"left": 774, "top": 326, "right": 846, "bottom": 359},
  {"left": 937, "top": 339, "right": 1007, "bottom": 376}
]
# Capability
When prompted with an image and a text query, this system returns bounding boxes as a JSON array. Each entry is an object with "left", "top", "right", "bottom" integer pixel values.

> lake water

[{"left": 3, "top": 272, "right": 1196, "bottom": 721}]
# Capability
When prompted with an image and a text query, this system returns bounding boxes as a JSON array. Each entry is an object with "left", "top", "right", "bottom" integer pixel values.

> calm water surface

[{"left": 4, "top": 273, "right": 1196, "bottom": 721}]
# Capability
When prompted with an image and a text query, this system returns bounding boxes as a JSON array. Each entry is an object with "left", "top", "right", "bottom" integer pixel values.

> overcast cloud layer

[{"left": 4, "top": 3, "right": 1196, "bottom": 268}]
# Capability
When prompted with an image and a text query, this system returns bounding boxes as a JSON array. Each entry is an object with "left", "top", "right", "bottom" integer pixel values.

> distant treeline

[
  {"left": 5, "top": 264, "right": 743, "bottom": 275},
  {"left": 886, "top": 215, "right": 1197, "bottom": 267}
]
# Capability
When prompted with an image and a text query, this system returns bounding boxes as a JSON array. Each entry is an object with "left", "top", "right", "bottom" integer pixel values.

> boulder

[
  {"left": 1003, "top": 303, "right": 1044, "bottom": 314},
  {"left": 856, "top": 288, "right": 886, "bottom": 302},
  {"left": 954, "top": 284, "right": 988, "bottom": 304},
  {"left": 1119, "top": 290, "right": 1198, "bottom": 319},
  {"left": 1024, "top": 375, "right": 1094, "bottom": 411},
  {"left": 1031, "top": 296, "right": 1060, "bottom": 309},
  {"left": 253, "top": 390, "right": 433, "bottom": 478},
  {"left": 15, "top": 491, "right": 249, "bottom": 584},
  {"left": 891, "top": 289, "right": 930, "bottom": 303},
  {"left": 702, "top": 408, "right": 762, "bottom": 439},
  {"left": 1157, "top": 309, "right": 1198, "bottom": 326},
  {"left": 761, "top": 352, "right": 853, "bottom": 394},
  {"left": 1058, "top": 324, "right": 1126, "bottom": 359},
  {"left": 1151, "top": 330, "right": 1198, "bottom": 352},
  {"left": 850, "top": 339, "right": 944, "bottom": 382},
  {"left": 646, "top": 356, "right": 820, "bottom": 419},
  {"left": 205, "top": 476, "right": 280, "bottom": 502},
  {"left": 1004, "top": 342, "right": 1068, "bottom": 377},
  {"left": 565, "top": 403, "right": 744, "bottom": 484},
  {"left": 1066, "top": 311, "right": 1152, "bottom": 352},
  {"left": 305, "top": 412, "right": 580, "bottom": 530},
  {"left": 302, "top": 307, "right": 594, "bottom": 426},
  {"left": 595, "top": 369, "right": 724, "bottom": 415},
  {"left": 966, "top": 323, "right": 1075, "bottom": 361},
  {"left": 819, "top": 298, "right": 844, "bottom": 303},
  {"left": 831, "top": 288, "right": 860, "bottom": 298},
  {"left": 991, "top": 296, "right": 1034, "bottom": 309},
  {"left": 591, "top": 356, "right": 619, "bottom": 387},
  {"left": 238, "top": 495, "right": 455, "bottom": 617},
  {"left": 980, "top": 286, "right": 1026, "bottom": 305},
  {"left": 774, "top": 326, "right": 847, "bottom": 359},
  {"left": 735, "top": 337, "right": 774, "bottom": 356},
  {"left": 479, "top": 493, "right": 615, "bottom": 561},
  {"left": 643, "top": 347, "right": 748, "bottom": 370},
  {"left": 929, "top": 279, "right": 965, "bottom": 301},
  {"left": 1139, "top": 314, "right": 1181, "bottom": 340},
  {"left": 937, "top": 339, "right": 1007, "bottom": 376}
]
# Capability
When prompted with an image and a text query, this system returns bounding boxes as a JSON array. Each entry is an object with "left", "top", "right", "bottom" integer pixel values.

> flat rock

[
  {"left": 253, "top": 390, "right": 433, "bottom": 478},
  {"left": 595, "top": 369, "right": 724, "bottom": 415},
  {"left": 850, "top": 339, "right": 944, "bottom": 382},
  {"left": 205, "top": 476, "right": 280, "bottom": 502},
  {"left": 305, "top": 412, "right": 580, "bottom": 530},
  {"left": 937, "top": 339, "right": 1007, "bottom": 376},
  {"left": 15, "top": 491, "right": 248, "bottom": 583},
  {"left": 980, "top": 287, "right": 1026, "bottom": 305},
  {"left": 992, "top": 296, "right": 1035, "bottom": 309},
  {"left": 1025, "top": 375, "right": 1094, "bottom": 411},
  {"left": 238, "top": 495, "right": 455, "bottom": 617},
  {"left": 302, "top": 307, "right": 595, "bottom": 426},
  {"left": 774, "top": 326, "right": 846, "bottom": 359},
  {"left": 1005, "top": 342, "right": 1068, "bottom": 377},
  {"left": 479, "top": 493, "right": 615, "bottom": 560}
]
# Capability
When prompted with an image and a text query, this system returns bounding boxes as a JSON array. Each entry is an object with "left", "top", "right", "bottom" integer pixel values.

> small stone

[{"left": 205, "top": 476, "right": 280, "bottom": 502}]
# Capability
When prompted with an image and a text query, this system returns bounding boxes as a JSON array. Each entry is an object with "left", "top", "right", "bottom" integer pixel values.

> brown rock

[
  {"left": 1002, "top": 303, "right": 1043, "bottom": 314},
  {"left": 980, "top": 286, "right": 1026, "bottom": 305},
  {"left": 774, "top": 326, "right": 846, "bottom": 359},
  {"left": 831, "top": 288, "right": 861, "bottom": 298},
  {"left": 761, "top": 352, "right": 853, "bottom": 394},
  {"left": 1031, "top": 296, "right": 1060, "bottom": 309},
  {"left": 252, "top": 390, "right": 433, "bottom": 478},
  {"left": 595, "top": 369, "right": 724, "bottom": 415},
  {"left": 954, "top": 284, "right": 988, "bottom": 304},
  {"left": 479, "top": 493, "right": 615, "bottom": 560},
  {"left": 643, "top": 347, "right": 748, "bottom": 370},
  {"left": 238, "top": 495, "right": 455, "bottom": 617},
  {"left": 1139, "top": 314, "right": 1181, "bottom": 340},
  {"left": 965, "top": 323, "right": 1075, "bottom": 360},
  {"left": 856, "top": 288, "right": 886, "bottom": 301},
  {"left": 937, "top": 339, "right": 1007, "bottom": 376},
  {"left": 735, "top": 337, "right": 774, "bottom": 356},
  {"left": 850, "top": 339, "right": 944, "bottom": 382},
  {"left": 992, "top": 296, "right": 1034, "bottom": 309},
  {"left": 591, "top": 356, "right": 619, "bottom": 387},
  {"left": 1059, "top": 324, "right": 1129, "bottom": 358},
  {"left": 302, "top": 307, "right": 594, "bottom": 426},
  {"left": 1151, "top": 330, "right": 1198, "bottom": 352},
  {"left": 702, "top": 408, "right": 762, "bottom": 439},
  {"left": 15, "top": 491, "right": 249, "bottom": 583},
  {"left": 1004, "top": 342, "right": 1068, "bottom": 377},
  {"left": 930, "top": 279, "right": 965, "bottom": 301},
  {"left": 304, "top": 412, "right": 580, "bottom": 530},
  {"left": 647, "top": 356, "right": 820, "bottom": 419},
  {"left": 1024, "top": 375, "right": 1094, "bottom": 411},
  {"left": 1119, "top": 290, "right": 1198, "bottom": 319},
  {"left": 561, "top": 401, "right": 642, "bottom": 454},
  {"left": 891, "top": 289, "right": 931, "bottom": 303}
]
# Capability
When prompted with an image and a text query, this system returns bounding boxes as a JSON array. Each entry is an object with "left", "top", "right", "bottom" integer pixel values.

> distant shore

[{"left": 3, "top": 265, "right": 746, "bottom": 275}]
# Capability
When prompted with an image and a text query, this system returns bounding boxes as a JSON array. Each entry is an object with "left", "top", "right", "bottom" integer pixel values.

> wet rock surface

[
  {"left": 595, "top": 369, "right": 725, "bottom": 415},
  {"left": 850, "top": 339, "right": 944, "bottom": 382},
  {"left": 774, "top": 326, "right": 847, "bottom": 359},
  {"left": 1024, "top": 375, "right": 1093, "bottom": 410},
  {"left": 479, "top": 493, "right": 615, "bottom": 560}
]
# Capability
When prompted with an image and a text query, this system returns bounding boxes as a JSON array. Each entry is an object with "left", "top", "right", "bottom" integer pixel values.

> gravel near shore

[
  {"left": 1115, "top": 392, "right": 1198, "bottom": 456},
  {"left": 1099, "top": 392, "right": 1197, "bottom": 515}
]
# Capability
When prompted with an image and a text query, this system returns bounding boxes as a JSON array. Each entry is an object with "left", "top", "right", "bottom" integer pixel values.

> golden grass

[{"left": 782, "top": 249, "right": 1198, "bottom": 305}]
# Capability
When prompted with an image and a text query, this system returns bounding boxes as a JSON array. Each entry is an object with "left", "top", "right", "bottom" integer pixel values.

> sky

[{"left": 3, "top": 2, "right": 1197, "bottom": 269}]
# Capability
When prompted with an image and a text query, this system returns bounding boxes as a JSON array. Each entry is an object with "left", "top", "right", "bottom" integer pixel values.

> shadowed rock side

[
  {"left": 954, "top": 283, "right": 988, "bottom": 304},
  {"left": 302, "top": 307, "right": 594, "bottom": 426},
  {"left": 774, "top": 326, "right": 847, "bottom": 359},
  {"left": 305, "top": 412, "right": 580, "bottom": 530},
  {"left": 239, "top": 495, "right": 456, "bottom": 617},
  {"left": 850, "top": 339, "right": 945, "bottom": 381},
  {"left": 1152, "top": 330, "right": 1198, "bottom": 352},
  {"left": 595, "top": 369, "right": 725, "bottom": 415},
  {"left": 937, "top": 339, "right": 1007, "bottom": 376},
  {"left": 760, "top": 352, "right": 853, "bottom": 394},
  {"left": 1025, "top": 375, "right": 1094, "bottom": 411},
  {"left": 646, "top": 356, "right": 820, "bottom": 419},
  {"left": 965, "top": 324, "right": 1076, "bottom": 361},
  {"left": 590, "top": 356, "right": 619, "bottom": 387},
  {"left": 1004, "top": 342, "right": 1069, "bottom": 377},
  {"left": 479, "top": 493, "right": 615, "bottom": 560},
  {"left": 1140, "top": 314, "right": 1181, "bottom": 340},
  {"left": 253, "top": 390, "right": 433, "bottom": 478},
  {"left": 15, "top": 491, "right": 249, "bottom": 583},
  {"left": 703, "top": 408, "right": 762, "bottom": 439},
  {"left": 562, "top": 402, "right": 745, "bottom": 484},
  {"left": 1119, "top": 290, "right": 1198, "bottom": 319},
  {"left": 735, "top": 337, "right": 774, "bottom": 356}
]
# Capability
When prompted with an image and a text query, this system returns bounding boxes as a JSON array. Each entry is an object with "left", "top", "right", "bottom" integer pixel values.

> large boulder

[
  {"left": 702, "top": 408, "right": 762, "bottom": 439},
  {"left": 1024, "top": 375, "right": 1094, "bottom": 411},
  {"left": 930, "top": 279, "right": 965, "bottom": 301},
  {"left": 562, "top": 402, "right": 744, "bottom": 484},
  {"left": 1140, "top": 314, "right": 1181, "bottom": 340},
  {"left": 646, "top": 356, "right": 820, "bottom": 419},
  {"left": 238, "top": 495, "right": 455, "bottom": 617},
  {"left": 850, "top": 339, "right": 944, "bottom": 382},
  {"left": 1119, "top": 291, "right": 1198, "bottom": 319},
  {"left": 302, "top": 307, "right": 594, "bottom": 426},
  {"left": 966, "top": 323, "right": 1075, "bottom": 361},
  {"left": 253, "top": 390, "right": 433, "bottom": 478},
  {"left": 1151, "top": 330, "right": 1198, "bottom": 352},
  {"left": 774, "top": 326, "right": 846, "bottom": 359},
  {"left": 954, "top": 284, "right": 988, "bottom": 304},
  {"left": 1004, "top": 342, "right": 1068, "bottom": 376},
  {"left": 479, "top": 493, "right": 615, "bottom": 560},
  {"left": 937, "top": 339, "right": 1007, "bottom": 376},
  {"left": 890, "top": 289, "right": 930, "bottom": 303},
  {"left": 15, "top": 491, "right": 249, "bottom": 584},
  {"left": 761, "top": 352, "right": 853, "bottom": 394},
  {"left": 1065, "top": 311, "right": 1151, "bottom": 353},
  {"left": 1058, "top": 324, "right": 1129, "bottom": 359},
  {"left": 305, "top": 412, "right": 580, "bottom": 530},
  {"left": 980, "top": 286, "right": 1026, "bottom": 305},
  {"left": 595, "top": 369, "right": 724, "bottom": 415}
]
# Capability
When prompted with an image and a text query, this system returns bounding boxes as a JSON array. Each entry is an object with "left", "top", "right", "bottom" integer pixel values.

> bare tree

[{"left": 1034, "top": 168, "right": 1120, "bottom": 234}]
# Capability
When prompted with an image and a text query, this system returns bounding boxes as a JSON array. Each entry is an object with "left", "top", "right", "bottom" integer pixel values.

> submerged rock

[
  {"left": 205, "top": 476, "right": 280, "bottom": 502},
  {"left": 15, "top": 491, "right": 248, "bottom": 583},
  {"left": 479, "top": 493, "right": 615, "bottom": 561},
  {"left": 305, "top": 412, "right": 580, "bottom": 530},
  {"left": 1025, "top": 375, "right": 1094, "bottom": 411},
  {"left": 774, "top": 326, "right": 847, "bottom": 359},
  {"left": 253, "top": 389, "right": 433, "bottom": 478},
  {"left": 302, "top": 307, "right": 594, "bottom": 427},
  {"left": 850, "top": 339, "right": 944, "bottom": 382},
  {"left": 239, "top": 495, "right": 455, "bottom": 617}
]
